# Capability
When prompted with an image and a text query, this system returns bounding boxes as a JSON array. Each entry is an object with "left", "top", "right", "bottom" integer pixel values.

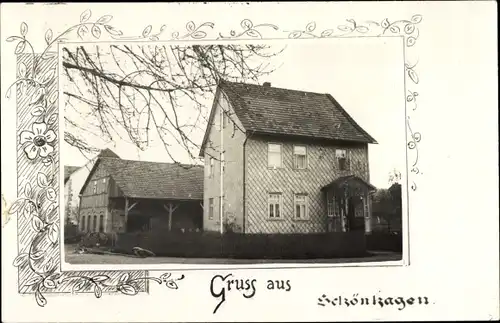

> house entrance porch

[{"left": 321, "top": 175, "right": 376, "bottom": 234}]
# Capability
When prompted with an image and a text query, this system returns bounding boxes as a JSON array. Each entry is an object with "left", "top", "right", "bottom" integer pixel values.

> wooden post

[
  {"left": 340, "top": 198, "right": 345, "bottom": 232},
  {"left": 124, "top": 197, "right": 129, "bottom": 233},
  {"left": 169, "top": 204, "right": 173, "bottom": 231},
  {"left": 163, "top": 203, "right": 179, "bottom": 232},
  {"left": 366, "top": 197, "right": 371, "bottom": 233}
]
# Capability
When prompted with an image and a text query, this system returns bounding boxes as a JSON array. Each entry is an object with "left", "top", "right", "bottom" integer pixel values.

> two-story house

[{"left": 199, "top": 80, "right": 377, "bottom": 235}]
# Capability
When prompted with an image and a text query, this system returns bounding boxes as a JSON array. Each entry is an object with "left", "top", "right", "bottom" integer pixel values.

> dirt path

[{"left": 64, "top": 245, "right": 402, "bottom": 265}]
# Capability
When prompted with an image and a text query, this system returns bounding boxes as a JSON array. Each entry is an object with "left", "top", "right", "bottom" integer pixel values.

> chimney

[{"left": 263, "top": 82, "right": 271, "bottom": 87}]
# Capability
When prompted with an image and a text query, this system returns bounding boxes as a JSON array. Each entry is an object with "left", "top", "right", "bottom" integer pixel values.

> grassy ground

[{"left": 64, "top": 244, "right": 402, "bottom": 265}]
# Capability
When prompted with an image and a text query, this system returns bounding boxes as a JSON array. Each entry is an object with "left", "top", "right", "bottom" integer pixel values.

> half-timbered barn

[
  {"left": 64, "top": 148, "right": 120, "bottom": 226},
  {"left": 78, "top": 158, "right": 204, "bottom": 234}
]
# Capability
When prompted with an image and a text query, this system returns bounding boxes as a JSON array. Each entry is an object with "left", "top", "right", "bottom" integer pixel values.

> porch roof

[{"left": 321, "top": 175, "right": 377, "bottom": 192}]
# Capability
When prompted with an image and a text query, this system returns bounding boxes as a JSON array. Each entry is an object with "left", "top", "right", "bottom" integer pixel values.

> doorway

[{"left": 347, "top": 196, "right": 365, "bottom": 232}]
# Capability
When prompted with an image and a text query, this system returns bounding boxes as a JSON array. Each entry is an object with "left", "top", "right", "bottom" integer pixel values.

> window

[
  {"left": 92, "top": 180, "right": 97, "bottom": 194},
  {"left": 293, "top": 145, "right": 307, "bottom": 169},
  {"left": 208, "top": 198, "right": 214, "bottom": 220},
  {"left": 327, "top": 200, "right": 334, "bottom": 217},
  {"left": 87, "top": 216, "right": 91, "bottom": 233},
  {"left": 102, "top": 178, "right": 107, "bottom": 193},
  {"left": 294, "top": 194, "right": 309, "bottom": 220},
  {"left": 356, "top": 196, "right": 365, "bottom": 218},
  {"left": 208, "top": 158, "right": 214, "bottom": 178},
  {"left": 336, "top": 149, "right": 348, "bottom": 171},
  {"left": 268, "top": 193, "right": 282, "bottom": 219},
  {"left": 268, "top": 144, "right": 282, "bottom": 168},
  {"left": 93, "top": 215, "right": 98, "bottom": 232},
  {"left": 81, "top": 215, "right": 86, "bottom": 232},
  {"left": 99, "top": 214, "right": 104, "bottom": 232},
  {"left": 327, "top": 198, "right": 337, "bottom": 217}
]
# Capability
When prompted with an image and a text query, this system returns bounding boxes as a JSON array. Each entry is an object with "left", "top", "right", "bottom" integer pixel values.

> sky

[{"left": 62, "top": 37, "right": 405, "bottom": 188}]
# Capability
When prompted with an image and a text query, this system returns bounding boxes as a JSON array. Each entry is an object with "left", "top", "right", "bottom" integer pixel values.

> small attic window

[
  {"left": 208, "top": 157, "right": 214, "bottom": 178},
  {"left": 102, "top": 177, "right": 107, "bottom": 193},
  {"left": 336, "top": 149, "right": 348, "bottom": 171}
]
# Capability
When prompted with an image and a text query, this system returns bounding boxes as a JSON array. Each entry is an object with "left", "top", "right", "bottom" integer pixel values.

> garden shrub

[
  {"left": 113, "top": 231, "right": 368, "bottom": 259},
  {"left": 366, "top": 232, "right": 402, "bottom": 252},
  {"left": 79, "top": 232, "right": 114, "bottom": 248}
]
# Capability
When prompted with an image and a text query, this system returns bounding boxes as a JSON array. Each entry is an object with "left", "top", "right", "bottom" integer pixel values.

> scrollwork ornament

[{"left": 5, "top": 9, "right": 422, "bottom": 307}]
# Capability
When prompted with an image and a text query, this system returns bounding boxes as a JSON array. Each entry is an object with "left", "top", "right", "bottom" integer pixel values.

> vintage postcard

[{"left": 1, "top": 2, "right": 498, "bottom": 322}]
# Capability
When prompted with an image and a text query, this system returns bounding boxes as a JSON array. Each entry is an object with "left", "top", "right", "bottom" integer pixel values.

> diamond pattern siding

[{"left": 245, "top": 137, "right": 369, "bottom": 234}]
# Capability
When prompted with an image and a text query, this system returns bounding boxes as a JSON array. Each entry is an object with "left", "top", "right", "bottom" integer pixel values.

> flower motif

[{"left": 19, "top": 122, "right": 56, "bottom": 160}]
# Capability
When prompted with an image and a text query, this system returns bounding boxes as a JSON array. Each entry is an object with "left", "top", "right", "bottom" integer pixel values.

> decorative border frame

[{"left": 4, "top": 10, "right": 422, "bottom": 307}]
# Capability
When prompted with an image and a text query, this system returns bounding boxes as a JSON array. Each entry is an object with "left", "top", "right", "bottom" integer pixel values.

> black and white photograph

[
  {"left": 61, "top": 38, "right": 406, "bottom": 266},
  {"left": 3, "top": 3, "right": 498, "bottom": 322}
]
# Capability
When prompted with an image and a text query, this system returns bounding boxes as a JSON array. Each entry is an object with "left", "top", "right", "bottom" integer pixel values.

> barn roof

[
  {"left": 97, "top": 148, "right": 120, "bottom": 158},
  {"left": 64, "top": 148, "right": 120, "bottom": 183},
  {"left": 80, "top": 158, "right": 204, "bottom": 200},
  {"left": 200, "top": 80, "right": 377, "bottom": 156}
]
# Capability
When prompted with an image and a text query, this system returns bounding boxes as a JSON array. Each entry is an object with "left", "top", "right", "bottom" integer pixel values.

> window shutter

[
  {"left": 269, "top": 144, "right": 281, "bottom": 153},
  {"left": 268, "top": 144, "right": 282, "bottom": 167},
  {"left": 294, "top": 146, "right": 306, "bottom": 155}
]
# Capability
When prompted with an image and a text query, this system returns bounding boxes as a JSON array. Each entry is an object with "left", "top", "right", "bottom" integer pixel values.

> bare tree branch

[{"left": 62, "top": 43, "right": 285, "bottom": 165}]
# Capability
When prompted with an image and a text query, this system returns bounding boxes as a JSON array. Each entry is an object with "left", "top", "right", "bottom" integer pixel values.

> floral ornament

[
  {"left": 6, "top": 8, "right": 424, "bottom": 308},
  {"left": 171, "top": 21, "right": 215, "bottom": 40},
  {"left": 115, "top": 272, "right": 185, "bottom": 295},
  {"left": 19, "top": 122, "right": 56, "bottom": 160},
  {"left": 219, "top": 19, "right": 278, "bottom": 39},
  {"left": 57, "top": 272, "right": 185, "bottom": 300}
]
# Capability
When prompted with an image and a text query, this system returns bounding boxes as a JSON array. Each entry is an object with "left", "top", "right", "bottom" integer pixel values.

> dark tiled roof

[
  {"left": 64, "top": 149, "right": 120, "bottom": 183},
  {"left": 64, "top": 166, "right": 80, "bottom": 182},
  {"left": 321, "top": 175, "right": 377, "bottom": 191},
  {"left": 219, "top": 80, "right": 377, "bottom": 144},
  {"left": 92, "top": 158, "right": 203, "bottom": 200},
  {"left": 97, "top": 148, "right": 120, "bottom": 158}
]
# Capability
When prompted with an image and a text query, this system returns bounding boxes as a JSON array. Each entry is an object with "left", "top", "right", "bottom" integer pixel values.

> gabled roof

[
  {"left": 64, "top": 166, "right": 80, "bottom": 183},
  {"left": 321, "top": 175, "right": 377, "bottom": 192},
  {"left": 199, "top": 80, "right": 377, "bottom": 156},
  {"left": 64, "top": 148, "right": 120, "bottom": 183},
  {"left": 97, "top": 148, "right": 120, "bottom": 158},
  {"left": 80, "top": 158, "right": 204, "bottom": 200}
]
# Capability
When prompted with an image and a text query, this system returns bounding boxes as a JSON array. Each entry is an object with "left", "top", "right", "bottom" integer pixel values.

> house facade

[
  {"left": 199, "top": 80, "right": 377, "bottom": 234},
  {"left": 78, "top": 158, "right": 203, "bottom": 235}
]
